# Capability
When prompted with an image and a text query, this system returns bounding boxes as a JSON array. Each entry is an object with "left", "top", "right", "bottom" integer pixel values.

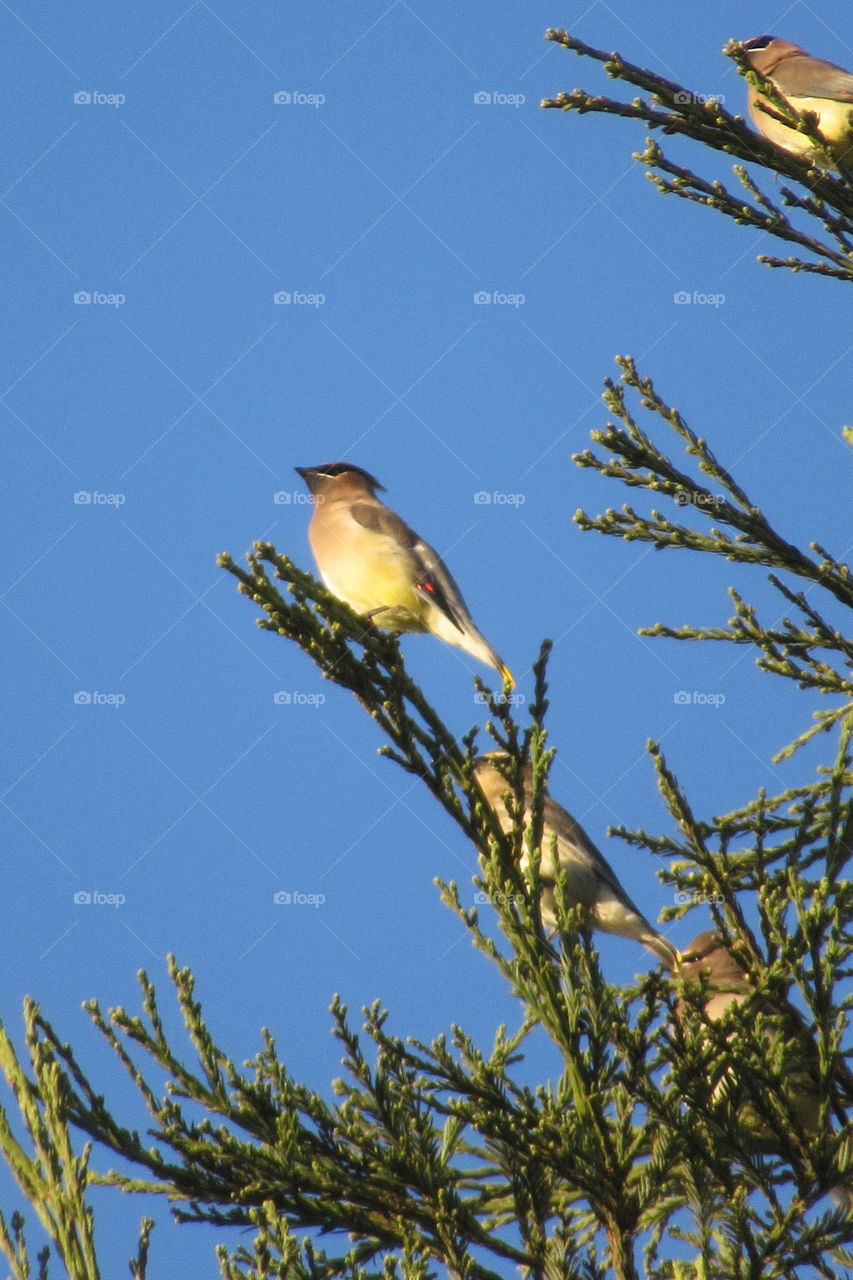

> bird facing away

[
  {"left": 677, "top": 931, "right": 823, "bottom": 1152},
  {"left": 295, "top": 464, "right": 513, "bottom": 685},
  {"left": 742, "top": 36, "right": 853, "bottom": 165},
  {"left": 472, "top": 753, "right": 679, "bottom": 969},
  {"left": 677, "top": 931, "right": 853, "bottom": 1213}
]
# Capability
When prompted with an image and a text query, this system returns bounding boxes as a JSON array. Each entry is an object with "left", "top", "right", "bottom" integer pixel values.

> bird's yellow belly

[
  {"left": 323, "top": 542, "right": 426, "bottom": 631},
  {"left": 795, "top": 95, "right": 853, "bottom": 149},
  {"left": 761, "top": 94, "right": 853, "bottom": 162}
]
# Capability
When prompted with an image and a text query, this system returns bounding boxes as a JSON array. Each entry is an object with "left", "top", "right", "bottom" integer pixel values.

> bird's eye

[{"left": 743, "top": 35, "right": 775, "bottom": 51}]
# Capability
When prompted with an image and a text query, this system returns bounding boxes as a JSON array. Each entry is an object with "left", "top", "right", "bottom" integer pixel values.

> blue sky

[{"left": 1, "top": 1, "right": 851, "bottom": 1272}]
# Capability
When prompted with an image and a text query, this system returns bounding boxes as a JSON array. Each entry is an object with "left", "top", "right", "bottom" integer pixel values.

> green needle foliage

[
  {"left": 0, "top": 998, "right": 154, "bottom": 1280},
  {"left": 574, "top": 355, "right": 853, "bottom": 755},
  {"left": 0, "top": 22, "right": 851, "bottom": 1280},
  {"left": 542, "top": 28, "right": 853, "bottom": 281},
  {"left": 0, "top": 417, "right": 849, "bottom": 1276}
]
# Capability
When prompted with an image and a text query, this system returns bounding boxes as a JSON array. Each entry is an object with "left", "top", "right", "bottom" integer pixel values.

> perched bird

[
  {"left": 472, "top": 753, "right": 679, "bottom": 969},
  {"left": 676, "top": 932, "right": 853, "bottom": 1211},
  {"left": 742, "top": 36, "right": 853, "bottom": 165},
  {"left": 677, "top": 932, "right": 822, "bottom": 1150},
  {"left": 295, "top": 464, "right": 513, "bottom": 685}
]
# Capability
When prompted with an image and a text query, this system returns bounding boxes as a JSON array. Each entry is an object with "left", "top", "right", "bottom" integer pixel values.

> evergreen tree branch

[
  {"left": 0, "top": 495, "right": 847, "bottom": 1277},
  {"left": 35, "top": 955, "right": 661, "bottom": 1279},
  {"left": 0, "top": 998, "right": 154, "bottom": 1280},
  {"left": 217, "top": 544, "right": 529, "bottom": 847},
  {"left": 573, "top": 356, "right": 853, "bottom": 762},
  {"left": 541, "top": 29, "right": 853, "bottom": 280},
  {"left": 16, "top": 443, "right": 839, "bottom": 1276},
  {"left": 0, "top": 16, "right": 847, "bottom": 1280},
  {"left": 574, "top": 357, "right": 853, "bottom": 611}
]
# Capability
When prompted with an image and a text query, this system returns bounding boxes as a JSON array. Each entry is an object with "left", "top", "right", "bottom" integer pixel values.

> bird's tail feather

[{"left": 644, "top": 932, "right": 680, "bottom": 971}]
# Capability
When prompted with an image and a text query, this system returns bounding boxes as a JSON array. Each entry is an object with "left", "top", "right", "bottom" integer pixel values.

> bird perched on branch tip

[
  {"left": 295, "top": 463, "right": 513, "bottom": 686},
  {"left": 742, "top": 35, "right": 853, "bottom": 166},
  {"left": 473, "top": 752, "right": 679, "bottom": 969}
]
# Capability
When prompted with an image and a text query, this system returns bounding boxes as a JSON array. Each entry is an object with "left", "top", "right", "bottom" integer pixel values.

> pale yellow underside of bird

[
  {"left": 314, "top": 512, "right": 511, "bottom": 677},
  {"left": 751, "top": 92, "right": 853, "bottom": 162},
  {"left": 318, "top": 524, "right": 427, "bottom": 630}
]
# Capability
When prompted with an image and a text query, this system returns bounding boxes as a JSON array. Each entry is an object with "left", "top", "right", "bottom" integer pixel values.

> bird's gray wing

[
  {"left": 410, "top": 538, "right": 470, "bottom": 635},
  {"left": 540, "top": 794, "right": 645, "bottom": 908},
  {"left": 777, "top": 54, "right": 853, "bottom": 101},
  {"left": 350, "top": 500, "right": 418, "bottom": 547}
]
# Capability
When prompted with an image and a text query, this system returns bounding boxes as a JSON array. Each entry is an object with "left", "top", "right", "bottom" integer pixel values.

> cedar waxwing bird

[
  {"left": 472, "top": 753, "right": 680, "bottom": 969},
  {"left": 295, "top": 464, "right": 513, "bottom": 685},
  {"left": 742, "top": 36, "right": 853, "bottom": 166},
  {"left": 677, "top": 932, "right": 823, "bottom": 1152},
  {"left": 676, "top": 932, "right": 853, "bottom": 1212}
]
